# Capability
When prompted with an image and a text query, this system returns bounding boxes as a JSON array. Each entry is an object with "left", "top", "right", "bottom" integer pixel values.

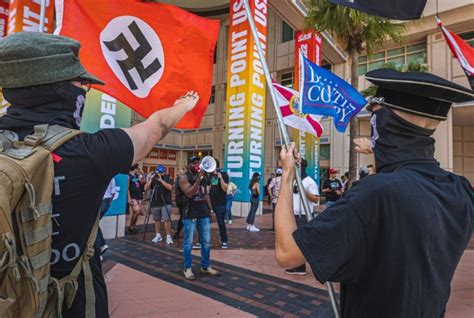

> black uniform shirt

[
  {"left": 294, "top": 163, "right": 473, "bottom": 317},
  {"left": 52, "top": 129, "right": 133, "bottom": 317}
]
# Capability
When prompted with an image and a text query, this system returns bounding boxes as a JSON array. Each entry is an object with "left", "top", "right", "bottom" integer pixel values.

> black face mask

[
  {"left": 370, "top": 107, "right": 437, "bottom": 173},
  {"left": 0, "top": 82, "right": 87, "bottom": 138}
]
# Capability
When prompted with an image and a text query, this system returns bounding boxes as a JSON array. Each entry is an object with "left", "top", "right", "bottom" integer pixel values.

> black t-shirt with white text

[
  {"left": 51, "top": 129, "right": 133, "bottom": 318},
  {"left": 323, "top": 178, "right": 342, "bottom": 202},
  {"left": 209, "top": 171, "right": 229, "bottom": 207},
  {"left": 150, "top": 175, "right": 173, "bottom": 207},
  {"left": 294, "top": 163, "right": 473, "bottom": 317}
]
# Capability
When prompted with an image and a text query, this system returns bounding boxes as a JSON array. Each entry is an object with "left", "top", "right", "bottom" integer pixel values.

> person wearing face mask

[
  {"left": 0, "top": 32, "right": 200, "bottom": 318},
  {"left": 274, "top": 69, "right": 473, "bottom": 317}
]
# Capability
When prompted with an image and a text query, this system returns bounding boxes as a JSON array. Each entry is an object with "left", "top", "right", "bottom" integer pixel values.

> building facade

[{"left": 136, "top": 0, "right": 474, "bottom": 193}]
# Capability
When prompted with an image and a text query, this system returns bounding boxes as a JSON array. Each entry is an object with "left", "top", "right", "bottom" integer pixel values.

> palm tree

[{"left": 306, "top": 0, "right": 404, "bottom": 184}]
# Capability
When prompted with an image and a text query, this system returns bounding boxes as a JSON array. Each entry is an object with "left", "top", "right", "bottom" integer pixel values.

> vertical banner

[
  {"left": 81, "top": 89, "right": 132, "bottom": 216},
  {"left": 294, "top": 29, "right": 322, "bottom": 186},
  {"left": 7, "top": 0, "right": 55, "bottom": 34},
  {"left": 224, "top": 0, "right": 267, "bottom": 214},
  {"left": 0, "top": 1, "right": 8, "bottom": 37}
]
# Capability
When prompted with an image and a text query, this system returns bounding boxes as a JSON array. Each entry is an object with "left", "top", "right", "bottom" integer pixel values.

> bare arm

[
  {"left": 275, "top": 143, "right": 306, "bottom": 268},
  {"left": 179, "top": 171, "right": 202, "bottom": 199},
  {"left": 306, "top": 192, "right": 320, "bottom": 204},
  {"left": 123, "top": 92, "right": 199, "bottom": 165}
]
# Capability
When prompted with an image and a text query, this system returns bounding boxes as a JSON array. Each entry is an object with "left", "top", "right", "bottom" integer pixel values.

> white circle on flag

[{"left": 100, "top": 16, "right": 165, "bottom": 98}]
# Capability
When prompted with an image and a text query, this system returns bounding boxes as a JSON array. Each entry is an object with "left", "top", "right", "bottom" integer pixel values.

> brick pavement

[{"left": 104, "top": 235, "right": 335, "bottom": 318}]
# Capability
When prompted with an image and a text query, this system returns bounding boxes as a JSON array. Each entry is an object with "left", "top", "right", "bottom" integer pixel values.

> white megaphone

[{"left": 199, "top": 156, "right": 217, "bottom": 173}]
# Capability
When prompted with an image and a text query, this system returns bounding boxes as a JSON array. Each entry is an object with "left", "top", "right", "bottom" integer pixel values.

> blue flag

[{"left": 300, "top": 55, "right": 367, "bottom": 133}]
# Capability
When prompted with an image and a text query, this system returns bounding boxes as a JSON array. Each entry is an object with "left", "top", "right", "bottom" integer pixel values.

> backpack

[{"left": 0, "top": 124, "right": 100, "bottom": 318}]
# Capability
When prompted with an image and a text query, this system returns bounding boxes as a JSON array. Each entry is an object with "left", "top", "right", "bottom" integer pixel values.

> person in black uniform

[{"left": 274, "top": 69, "right": 474, "bottom": 317}]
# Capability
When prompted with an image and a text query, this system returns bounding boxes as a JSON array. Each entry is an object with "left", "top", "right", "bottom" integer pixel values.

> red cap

[{"left": 329, "top": 168, "right": 338, "bottom": 175}]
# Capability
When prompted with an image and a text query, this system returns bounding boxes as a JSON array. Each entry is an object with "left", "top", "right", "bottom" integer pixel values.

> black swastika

[{"left": 103, "top": 21, "right": 162, "bottom": 90}]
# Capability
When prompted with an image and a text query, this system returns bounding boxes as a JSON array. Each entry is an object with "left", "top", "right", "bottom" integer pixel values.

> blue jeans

[
  {"left": 225, "top": 195, "right": 234, "bottom": 221},
  {"left": 325, "top": 200, "right": 338, "bottom": 209},
  {"left": 246, "top": 197, "right": 259, "bottom": 225},
  {"left": 183, "top": 217, "right": 211, "bottom": 269}
]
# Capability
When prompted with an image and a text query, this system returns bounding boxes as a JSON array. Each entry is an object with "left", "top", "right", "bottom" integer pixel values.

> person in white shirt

[
  {"left": 285, "top": 159, "right": 319, "bottom": 276},
  {"left": 268, "top": 168, "right": 282, "bottom": 232}
]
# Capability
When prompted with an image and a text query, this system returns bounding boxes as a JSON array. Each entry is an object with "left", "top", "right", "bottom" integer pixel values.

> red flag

[
  {"left": 56, "top": 0, "right": 219, "bottom": 128},
  {"left": 436, "top": 16, "right": 474, "bottom": 90}
]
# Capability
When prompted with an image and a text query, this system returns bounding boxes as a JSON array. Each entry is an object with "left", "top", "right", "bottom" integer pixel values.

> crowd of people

[{"left": 119, "top": 150, "right": 377, "bottom": 280}]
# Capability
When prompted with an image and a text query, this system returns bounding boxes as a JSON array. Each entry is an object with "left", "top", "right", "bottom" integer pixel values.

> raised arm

[
  {"left": 123, "top": 91, "right": 199, "bottom": 165},
  {"left": 275, "top": 143, "right": 306, "bottom": 268}
]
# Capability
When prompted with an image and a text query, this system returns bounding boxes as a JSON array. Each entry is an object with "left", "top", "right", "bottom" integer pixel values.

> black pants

[
  {"left": 214, "top": 204, "right": 228, "bottom": 244},
  {"left": 175, "top": 205, "right": 185, "bottom": 238},
  {"left": 271, "top": 202, "right": 276, "bottom": 231},
  {"left": 290, "top": 215, "right": 307, "bottom": 272}
]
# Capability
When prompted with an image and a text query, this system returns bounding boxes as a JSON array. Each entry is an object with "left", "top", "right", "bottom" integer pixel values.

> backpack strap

[
  {"left": 53, "top": 214, "right": 100, "bottom": 318},
  {"left": 0, "top": 125, "right": 81, "bottom": 160}
]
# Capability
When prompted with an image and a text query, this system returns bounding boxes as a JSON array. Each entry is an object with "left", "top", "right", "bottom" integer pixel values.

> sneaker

[
  {"left": 100, "top": 244, "right": 109, "bottom": 255},
  {"left": 151, "top": 234, "right": 163, "bottom": 243},
  {"left": 192, "top": 243, "right": 201, "bottom": 249},
  {"left": 222, "top": 242, "right": 228, "bottom": 249},
  {"left": 166, "top": 235, "right": 174, "bottom": 245},
  {"left": 183, "top": 268, "right": 195, "bottom": 280},
  {"left": 285, "top": 268, "right": 307, "bottom": 276},
  {"left": 128, "top": 227, "right": 138, "bottom": 234},
  {"left": 249, "top": 225, "right": 260, "bottom": 232},
  {"left": 228, "top": 220, "right": 232, "bottom": 225},
  {"left": 246, "top": 224, "right": 250, "bottom": 231},
  {"left": 201, "top": 267, "right": 220, "bottom": 276}
]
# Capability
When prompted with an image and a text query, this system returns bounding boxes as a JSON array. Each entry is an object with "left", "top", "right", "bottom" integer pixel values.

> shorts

[
  {"left": 151, "top": 205, "right": 172, "bottom": 222},
  {"left": 130, "top": 199, "right": 141, "bottom": 212}
]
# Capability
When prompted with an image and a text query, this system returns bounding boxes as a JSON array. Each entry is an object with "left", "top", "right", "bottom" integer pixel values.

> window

[
  {"left": 357, "top": 42, "right": 427, "bottom": 75},
  {"left": 187, "top": 150, "right": 212, "bottom": 161},
  {"left": 280, "top": 71, "right": 294, "bottom": 88},
  {"left": 209, "top": 86, "right": 216, "bottom": 104},
  {"left": 281, "top": 21, "right": 294, "bottom": 43},
  {"left": 460, "top": 31, "right": 474, "bottom": 47},
  {"left": 320, "top": 144, "right": 330, "bottom": 161}
]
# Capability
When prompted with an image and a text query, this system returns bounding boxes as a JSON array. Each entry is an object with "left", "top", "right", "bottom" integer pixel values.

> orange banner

[
  {"left": 7, "top": 0, "right": 55, "bottom": 34},
  {"left": 294, "top": 29, "right": 323, "bottom": 186}
]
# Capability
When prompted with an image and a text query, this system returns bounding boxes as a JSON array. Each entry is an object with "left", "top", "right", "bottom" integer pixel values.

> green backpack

[{"left": 0, "top": 124, "right": 99, "bottom": 318}]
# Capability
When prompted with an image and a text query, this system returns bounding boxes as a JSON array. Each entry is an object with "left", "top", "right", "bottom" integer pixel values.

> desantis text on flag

[
  {"left": 56, "top": 0, "right": 219, "bottom": 129},
  {"left": 300, "top": 55, "right": 367, "bottom": 133}
]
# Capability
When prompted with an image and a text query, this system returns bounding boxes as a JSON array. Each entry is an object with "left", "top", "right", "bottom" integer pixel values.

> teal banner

[{"left": 81, "top": 89, "right": 132, "bottom": 216}]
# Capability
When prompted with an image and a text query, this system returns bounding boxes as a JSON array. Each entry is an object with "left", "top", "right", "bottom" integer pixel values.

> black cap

[
  {"left": 188, "top": 156, "right": 200, "bottom": 163},
  {"left": 365, "top": 69, "right": 474, "bottom": 120}
]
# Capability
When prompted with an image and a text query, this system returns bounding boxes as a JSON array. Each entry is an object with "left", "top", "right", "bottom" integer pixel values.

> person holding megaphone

[{"left": 179, "top": 156, "right": 220, "bottom": 280}]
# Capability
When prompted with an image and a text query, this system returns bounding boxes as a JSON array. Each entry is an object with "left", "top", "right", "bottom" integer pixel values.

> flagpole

[
  {"left": 39, "top": 0, "right": 47, "bottom": 32},
  {"left": 242, "top": 1, "right": 340, "bottom": 317}
]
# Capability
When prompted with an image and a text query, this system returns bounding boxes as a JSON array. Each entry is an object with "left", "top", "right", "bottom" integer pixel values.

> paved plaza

[{"left": 102, "top": 205, "right": 474, "bottom": 318}]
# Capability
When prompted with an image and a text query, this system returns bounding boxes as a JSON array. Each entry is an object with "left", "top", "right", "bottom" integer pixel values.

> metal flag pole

[
  {"left": 39, "top": 0, "right": 47, "bottom": 32},
  {"left": 241, "top": 1, "right": 340, "bottom": 317}
]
